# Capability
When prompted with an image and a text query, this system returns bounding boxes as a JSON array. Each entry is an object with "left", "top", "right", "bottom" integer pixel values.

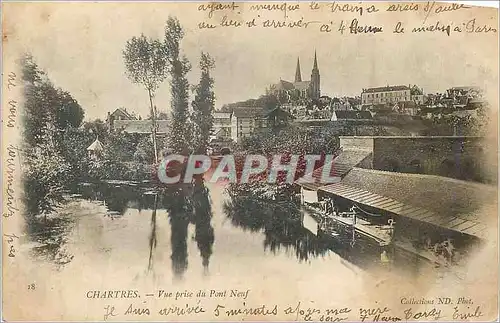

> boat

[{"left": 302, "top": 202, "right": 393, "bottom": 247}]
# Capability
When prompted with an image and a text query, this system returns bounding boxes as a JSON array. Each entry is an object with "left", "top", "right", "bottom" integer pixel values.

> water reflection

[
  {"left": 25, "top": 213, "right": 75, "bottom": 267},
  {"left": 147, "top": 193, "right": 158, "bottom": 272},
  {"left": 168, "top": 187, "right": 192, "bottom": 279},
  {"left": 223, "top": 188, "right": 331, "bottom": 262},
  {"left": 192, "top": 182, "right": 215, "bottom": 273},
  {"left": 77, "top": 181, "right": 215, "bottom": 279}
]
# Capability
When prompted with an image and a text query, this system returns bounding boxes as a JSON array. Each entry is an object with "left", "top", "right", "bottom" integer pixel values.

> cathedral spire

[
  {"left": 310, "top": 50, "right": 321, "bottom": 100},
  {"left": 313, "top": 50, "right": 318, "bottom": 71},
  {"left": 294, "top": 57, "right": 302, "bottom": 82}
]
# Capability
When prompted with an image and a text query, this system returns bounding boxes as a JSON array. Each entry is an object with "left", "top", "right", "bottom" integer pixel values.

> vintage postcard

[{"left": 2, "top": 1, "right": 499, "bottom": 321}]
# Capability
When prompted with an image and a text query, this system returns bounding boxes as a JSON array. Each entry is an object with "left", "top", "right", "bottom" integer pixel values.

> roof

[
  {"left": 363, "top": 85, "right": 410, "bottom": 93},
  {"left": 87, "top": 137, "right": 104, "bottom": 151},
  {"left": 295, "top": 162, "right": 339, "bottom": 191},
  {"left": 264, "top": 107, "right": 296, "bottom": 119},
  {"left": 110, "top": 108, "right": 136, "bottom": 120},
  {"left": 113, "top": 120, "right": 170, "bottom": 134},
  {"left": 319, "top": 168, "right": 497, "bottom": 239},
  {"left": 270, "top": 80, "right": 311, "bottom": 92},
  {"left": 214, "top": 112, "right": 232, "bottom": 119},
  {"left": 450, "top": 86, "right": 481, "bottom": 91},
  {"left": 293, "top": 81, "right": 311, "bottom": 91},
  {"left": 296, "top": 149, "right": 372, "bottom": 190},
  {"left": 232, "top": 107, "right": 265, "bottom": 118},
  {"left": 271, "top": 80, "right": 295, "bottom": 91},
  {"left": 333, "top": 110, "right": 373, "bottom": 120}
]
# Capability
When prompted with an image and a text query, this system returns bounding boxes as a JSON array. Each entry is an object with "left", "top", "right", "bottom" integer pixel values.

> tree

[
  {"left": 123, "top": 34, "right": 169, "bottom": 162},
  {"left": 54, "top": 89, "right": 85, "bottom": 130},
  {"left": 191, "top": 52, "right": 215, "bottom": 154},
  {"left": 263, "top": 94, "right": 279, "bottom": 113},
  {"left": 83, "top": 119, "right": 109, "bottom": 141},
  {"left": 104, "top": 132, "right": 141, "bottom": 162},
  {"left": 22, "top": 54, "right": 73, "bottom": 215},
  {"left": 164, "top": 16, "right": 192, "bottom": 154},
  {"left": 23, "top": 54, "right": 85, "bottom": 149},
  {"left": 134, "top": 136, "right": 155, "bottom": 163},
  {"left": 147, "top": 111, "right": 169, "bottom": 120}
]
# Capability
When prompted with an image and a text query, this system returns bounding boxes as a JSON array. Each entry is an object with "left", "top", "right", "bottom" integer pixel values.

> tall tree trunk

[{"left": 148, "top": 89, "right": 158, "bottom": 163}]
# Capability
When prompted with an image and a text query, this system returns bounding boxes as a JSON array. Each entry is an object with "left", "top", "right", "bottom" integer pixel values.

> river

[{"left": 11, "top": 180, "right": 472, "bottom": 320}]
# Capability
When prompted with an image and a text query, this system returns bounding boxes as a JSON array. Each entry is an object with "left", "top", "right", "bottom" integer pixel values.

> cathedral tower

[
  {"left": 294, "top": 57, "right": 302, "bottom": 82},
  {"left": 310, "top": 51, "right": 321, "bottom": 99}
]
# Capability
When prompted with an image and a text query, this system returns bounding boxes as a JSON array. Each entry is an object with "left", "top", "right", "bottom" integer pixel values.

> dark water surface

[{"left": 29, "top": 180, "right": 454, "bottom": 280}]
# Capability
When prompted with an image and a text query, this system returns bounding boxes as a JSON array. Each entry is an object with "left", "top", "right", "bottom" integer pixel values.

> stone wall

[
  {"left": 339, "top": 136, "right": 493, "bottom": 183},
  {"left": 372, "top": 137, "right": 486, "bottom": 181}
]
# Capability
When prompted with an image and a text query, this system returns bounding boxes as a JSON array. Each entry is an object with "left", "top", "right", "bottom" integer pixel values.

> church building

[{"left": 267, "top": 51, "right": 321, "bottom": 101}]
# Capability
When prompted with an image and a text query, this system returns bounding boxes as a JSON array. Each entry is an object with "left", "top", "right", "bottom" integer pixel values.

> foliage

[
  {"left": 23, "top": 55, "right": 85, "bottom": 148},
  {"left": 123, "top": 34, "right": 170, "bottom": 163},
  {"left": 191, "top": 52, "right": 216, "bottom": 153},
  {"left": 22, "top": 54, "right": 85, "bottom": 216},
  {"left": 165, "top": 16, "right": 192, "bottom": 154},
  {"left": 263, "top": 94, "right": 280, "bottom": 113},
  {"left": 123, "top": 34, "right": 169, "bottom": 98},
  {"left": 104, "top": 132, "right": 141, "bottom": 162},
  {"left": 24, "top": 150, "right": 71, "bottom": 215},
  {"left": 147, "top": 111, "right": 170, "bottom": 120},
  {"left": 24, "top": 80, "right": 59, "bottom": 147},
  {"left": 238, "top": 124, "right": 339, "bottom": 155},
  {"left": 54, "top": 89, "right": 85, "bottom": 129},
  {"left": 58, "top": 127, "right": 94, "bottom": 181},
  {"left": 134, "top": 136, "right": 155, "bottom": 163},
  {"left": 221, "top": 94, "right": 278, "bottom": 113},
  {"left": 88, "top": 159, "right": 153, "bottom": 181},
  {"left": 83, "top": 119, "right": 109, "bottom": 141}
]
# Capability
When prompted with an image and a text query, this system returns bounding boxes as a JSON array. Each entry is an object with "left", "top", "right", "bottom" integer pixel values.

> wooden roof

[{"left": 319, "top": 167, "right": 497, "bottom": 239}]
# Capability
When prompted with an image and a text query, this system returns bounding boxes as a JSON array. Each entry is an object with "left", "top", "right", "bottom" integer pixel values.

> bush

[
  {"left": 88, "top": 159, "right": 153, "bottom": 182},
  {"left": 24, "top": 152, "right": 71, "bottom": 216}
]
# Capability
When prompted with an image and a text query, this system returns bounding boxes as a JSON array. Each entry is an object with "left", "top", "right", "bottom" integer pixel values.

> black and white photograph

[{"left": 2, "top": 1, "right": 499, "bottom": 321}]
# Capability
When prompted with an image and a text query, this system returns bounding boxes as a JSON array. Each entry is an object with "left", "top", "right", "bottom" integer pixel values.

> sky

[{"left": 3, "top": 2, "right": 499, "bottom": 120}]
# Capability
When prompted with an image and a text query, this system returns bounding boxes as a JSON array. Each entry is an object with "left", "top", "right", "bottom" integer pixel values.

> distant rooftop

[
  {"left": 450, "top": 86, "right": 482, "bottom": 91},
  {"left": 232, "top": 107, "right": 265, "bottom": 118},
  {"left": 113, "top": 119, "right": 170, "bottom": 134},
  {"left": 362, "top": 85, "right": 410, "bottom": 93}
]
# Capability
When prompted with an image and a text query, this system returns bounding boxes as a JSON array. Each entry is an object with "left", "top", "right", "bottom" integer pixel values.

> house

[
  {"left": 107, "top": 108, "right": 137, "bottom": 131},
  {"left": 264, "top": 107, "right": 296, "bottom": 127},
  {"left": 361, "top": 85, "right": 411, "bottom": 105},
  {"left": 361, "top": 85, "right": 426, "bottom": 106},
  {"left": 410, "top": 85, "right": 425, "bottom": 105},
  {"left": 112, "top": 120, "right": 170, "bottom": 136},
  {"left": 447, "top": 86, "right": 483, "bottom": 101},
  {"left": 230, "top": 107, "right": 267, "bottom": 142},
  {"left": 213, "top": 112, "right": 232, "bottom": 140}
]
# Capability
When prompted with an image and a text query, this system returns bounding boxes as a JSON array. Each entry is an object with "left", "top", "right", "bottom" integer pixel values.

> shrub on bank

[{"left": 24, "top": 152, "right": 72, "bottom": 216}]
